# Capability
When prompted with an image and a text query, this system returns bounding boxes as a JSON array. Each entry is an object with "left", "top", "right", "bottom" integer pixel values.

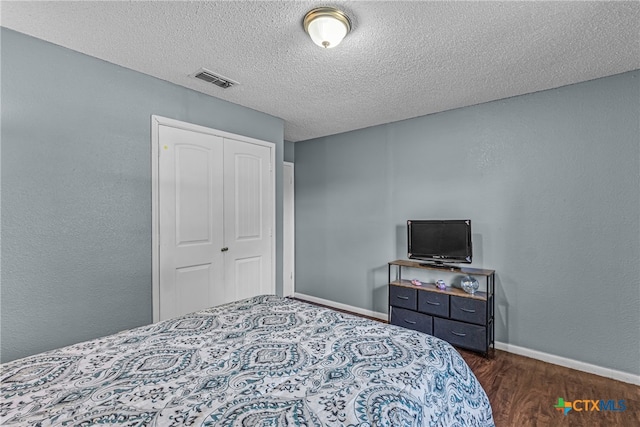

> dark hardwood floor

[
  {"left": 459, "top": 348, "right": 639, "bottom": 427},
  {"left": 292, "top": 297, "right": 640, "bottom": 426}
]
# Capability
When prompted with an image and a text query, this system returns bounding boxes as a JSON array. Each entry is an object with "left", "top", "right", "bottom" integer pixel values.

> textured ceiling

[{"left": 2, "top": 1, "right": 639, "bottom": 142}]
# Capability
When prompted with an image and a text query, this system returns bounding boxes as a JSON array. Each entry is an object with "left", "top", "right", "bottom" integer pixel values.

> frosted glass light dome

[{"left": 303, "top": 8, "right": 351, "bottom": 49}]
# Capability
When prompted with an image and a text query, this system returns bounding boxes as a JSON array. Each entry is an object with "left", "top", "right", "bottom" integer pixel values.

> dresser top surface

[
  {"left": 389, "top": 259, "right": 495, "bottom": 276},
  {"left": 390, "top": 279, "right": 488, "bottom": 301}
]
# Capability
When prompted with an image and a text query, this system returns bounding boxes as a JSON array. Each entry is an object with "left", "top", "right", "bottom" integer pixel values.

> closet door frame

[
  {"left": 282, "top": 162, "right": 295, "bottom": 297},
  {"left": 151, "top": 115, "right": 275, "bottom": 323}
]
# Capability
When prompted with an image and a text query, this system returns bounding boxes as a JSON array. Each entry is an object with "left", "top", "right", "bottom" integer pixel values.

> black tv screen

[{"left": 407, "top": 220, "right": 472, "bottom": 264}]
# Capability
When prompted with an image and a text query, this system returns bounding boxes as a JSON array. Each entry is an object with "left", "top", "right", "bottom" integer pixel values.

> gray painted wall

[
  {"left": 284, "top": 140, "right": 295, "bottom": 163},
  {"left": 295, "top": 70, "right": 640, "bottom": 375},
  {"left": 1, "top": 29, "right": 284, "bottom": 363}
]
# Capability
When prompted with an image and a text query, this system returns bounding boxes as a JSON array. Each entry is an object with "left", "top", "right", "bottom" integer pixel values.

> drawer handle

[
  {"left": 459, "top": 307, "right": 476, "bottom": 313},
  {"left": 396, "top": 296, "right": 409, "bottom": 300},
  {"left": 404, "top": 319, "right": 417, "bottom": 325},
  {"left": 450, "top": 331, "right": 467, "bottom": 337},
  {"left": 426, "top": 301, "right": 441, "bottom": 306}
]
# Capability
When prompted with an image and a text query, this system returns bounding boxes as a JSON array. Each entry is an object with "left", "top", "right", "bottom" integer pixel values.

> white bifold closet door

[
  {"left": 223, "top": 138, "right": 273, "bottom": 303},
  {"left": 158, "top": 125, "right": 272, "bottom": 321}
]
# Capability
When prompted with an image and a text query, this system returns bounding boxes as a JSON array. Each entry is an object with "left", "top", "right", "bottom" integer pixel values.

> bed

[{"left": 1, "top": 295, "right": 494, "bottom": 426}]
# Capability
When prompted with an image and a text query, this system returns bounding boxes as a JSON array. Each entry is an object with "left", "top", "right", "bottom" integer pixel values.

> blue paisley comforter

[{"left": 1, "top": 295, "right": 494, "bottom": 426}]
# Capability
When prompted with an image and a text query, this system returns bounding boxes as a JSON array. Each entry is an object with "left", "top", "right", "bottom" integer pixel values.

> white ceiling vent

[{"left": 191, "top": 68, "right": 238, "bottom": 89}]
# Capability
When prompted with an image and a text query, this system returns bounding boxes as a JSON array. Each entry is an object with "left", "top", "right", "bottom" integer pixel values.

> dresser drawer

[
  {"left": 433, "top": 318, "right": 486, "bottom": 352},
  {"left": 389, "top": 285, "right": 417, "bottom": 310},
  {"left": 450, "top": 296, "right": 486, "bottom": 325},
  {"left": 390, "top": 307, "right": 433, "bottom": 335},
  {"left": 417, "top": 290, "right": 449, "bottom": 317}
]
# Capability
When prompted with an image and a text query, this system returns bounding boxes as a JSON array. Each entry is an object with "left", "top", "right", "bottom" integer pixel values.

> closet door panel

[
  {"left": 224, "top": 138, "right": 273, "bottom": 302},
  {"left": 158, "top": 125, "right": 225, "bottom": 320}
]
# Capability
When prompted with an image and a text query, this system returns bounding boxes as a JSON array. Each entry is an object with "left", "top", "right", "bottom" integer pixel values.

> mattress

[{"left": 1, "top": 295, "right": 494, "bottom": 426}]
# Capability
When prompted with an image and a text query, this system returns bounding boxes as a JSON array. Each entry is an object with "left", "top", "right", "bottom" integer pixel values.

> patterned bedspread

[{"left": 1, "top": 295, "right": 494, "bottom": 426}]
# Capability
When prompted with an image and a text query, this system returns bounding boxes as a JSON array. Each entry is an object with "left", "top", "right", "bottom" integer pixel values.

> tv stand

[
  {"left": 388, "top": 259, "right": 495, "bottom": 355},
  {"left": 419, "top": 262, "right": 460, "bottom": 271}
]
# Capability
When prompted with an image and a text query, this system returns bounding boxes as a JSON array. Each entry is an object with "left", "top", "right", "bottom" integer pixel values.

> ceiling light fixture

[{"left": 303, "top": 7, "right": 351, "bottom": 49}]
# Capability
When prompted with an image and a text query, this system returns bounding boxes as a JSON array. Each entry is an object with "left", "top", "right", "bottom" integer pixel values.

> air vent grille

[{"left": 192, "top": 69, "right": 238, "bottom": 89}]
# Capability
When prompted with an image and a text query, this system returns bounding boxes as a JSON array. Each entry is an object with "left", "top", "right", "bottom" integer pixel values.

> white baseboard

[
  {"left": 495, "top": 341, "right": 640, "bottom": 385},
  {"left": 292, "top": 293, "right": 388, "bottom": 321},
  {"left": 291, "top": 293, "right": 639, "bottom": 386}
]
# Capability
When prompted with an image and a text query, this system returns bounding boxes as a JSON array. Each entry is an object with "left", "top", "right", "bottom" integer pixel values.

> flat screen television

[{"left": 407, "top": 219, "right": 472, "bottom": 266}]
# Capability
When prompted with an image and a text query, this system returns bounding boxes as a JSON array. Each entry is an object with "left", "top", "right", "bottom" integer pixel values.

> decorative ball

[
  {"left": 435, "top": 280, "right": 446, "bottom": 290},
  {"left": 461, "top": 276, "right": 479, "bottom": 294}
]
